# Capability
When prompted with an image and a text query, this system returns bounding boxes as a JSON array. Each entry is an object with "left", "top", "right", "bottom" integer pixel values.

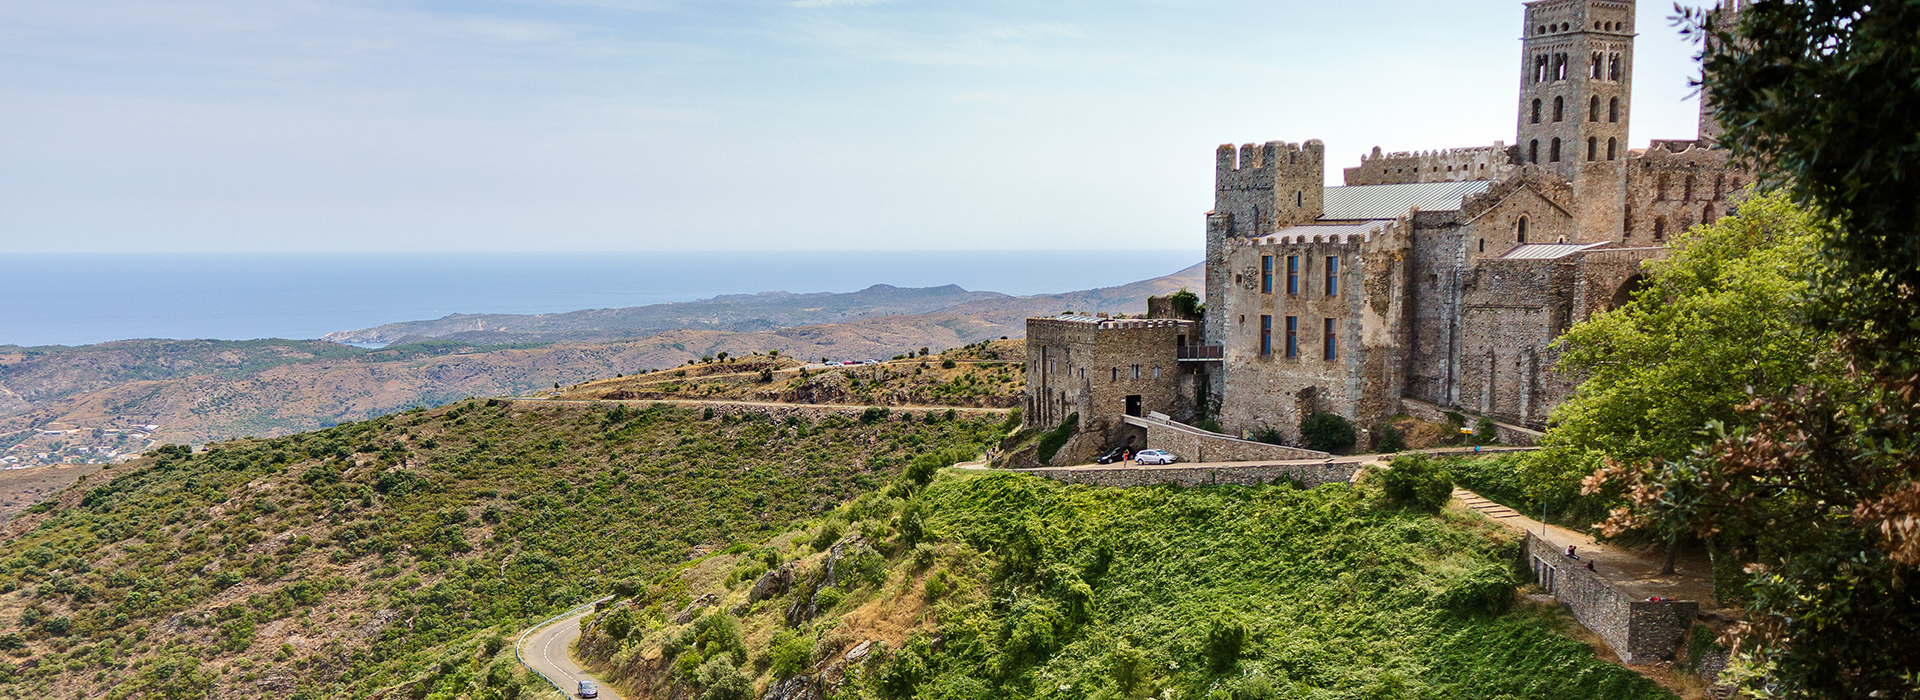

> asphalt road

[{"left": 521, "top": 608, "right": 623, "bottom": 700}]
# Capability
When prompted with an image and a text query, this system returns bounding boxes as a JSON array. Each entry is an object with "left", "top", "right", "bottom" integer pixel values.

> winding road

[{"left": 519, "top": 605, "right": 624, "bottom": 700}]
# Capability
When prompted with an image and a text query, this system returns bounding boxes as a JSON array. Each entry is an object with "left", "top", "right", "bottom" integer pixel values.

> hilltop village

[{"left": 1024, "top": 0, "right": 1748, "bottom": 464}]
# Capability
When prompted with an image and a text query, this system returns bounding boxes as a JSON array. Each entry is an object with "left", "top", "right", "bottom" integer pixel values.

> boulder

[
  {"left": 674, "top": 592, "right": 719, "bottom": 625},
  {"left": 761, "top": 675, "right": 823, "bottom": 700},
  {"left": 750, "top": 563, "right": 797, "bottom": 603}
]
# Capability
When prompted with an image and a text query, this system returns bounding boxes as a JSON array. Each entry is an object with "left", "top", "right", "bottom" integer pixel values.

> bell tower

[{"left": 1516, "top": 0, "right": 1636, "bottom": 180}]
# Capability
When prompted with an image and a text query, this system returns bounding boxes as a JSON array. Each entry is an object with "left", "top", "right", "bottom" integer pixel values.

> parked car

[
  {"left": 1095, "top": 447, "right": 1131, "bottom": 464},
  {"left": 1134, "top": 449, "right": 1177, "bottom": 465},
  {"left": 579, "top": 680, "right": 598, "bottom": 698}
]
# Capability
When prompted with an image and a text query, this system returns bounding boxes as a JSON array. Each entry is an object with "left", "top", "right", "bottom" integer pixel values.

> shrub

[
  {"left": 696, "top": 653, "right": 751, "bottom": 700},
  {"left": 1371, "top": 423, "right": 1407, "bottom": 453},
  {"left": 1472, "top": 417, "right": 1499, "bottom": 445},
  {"left": 1250, "top": 427, "right": 1288, "bottom": 446},
  {"left": 860, "top": 407, "right": 891, "bottom": 425},
  {"left": 601, "top": 607, "right": 638, "bottom": 641},
  {"left": 1370, "top": 455, "right": 1454, "bottom": 512},
  {"left": 768, "top": 629, "right": 812, "bottom": 680},
  {"left": 924, "top": 568, "right": 953, "bottom": 600},
  {"left": 1035, "top": 413, "right": 1079, "bottom": 466},
  {"left": 1169, "top": 289, "right": 1203, "bottom": 317},
  {"left": 1437, "top": 564, "right": 1516, "bottom": 616},
  {"left": 1205, "top": 615, "right": 1248, "bottom": 672},
  {"left": 941, "top": 359, "right": 957, "bottom": 369},
  {"left": 1299, "top": 412, "right": 1356, "bottom": 453},
  {"left": 811, "top": 520, "right": 845, "bottom": 551}
]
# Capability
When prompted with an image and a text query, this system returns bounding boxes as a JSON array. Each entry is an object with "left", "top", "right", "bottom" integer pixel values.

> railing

[{"left": 1178, "top": 345, "right": 1224, "bottom": 361}]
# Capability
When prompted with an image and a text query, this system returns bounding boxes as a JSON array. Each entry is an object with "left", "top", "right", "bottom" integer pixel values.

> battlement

[
  {"left": 1344, "top": 143, "right": 1518, "bottom": 186},
  {"left": 1211, "top": 139, "right": 1325, "bottom": 236}
]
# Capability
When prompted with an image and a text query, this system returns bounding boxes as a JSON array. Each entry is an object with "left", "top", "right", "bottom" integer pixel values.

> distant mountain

[
  {"left": 0, "top": 263, "right": 1201, "bottom": 449},
  {"left": 322, "top": 283, "right": 1010, "bottom": 347}
]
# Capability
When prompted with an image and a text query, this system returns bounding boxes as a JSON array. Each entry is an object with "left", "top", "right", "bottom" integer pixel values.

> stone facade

[
  {"left": 1022, "top": 0, "right": 1753, "bottom": 452},
  {"left": 1524, "top": 532, "right": 1700, "bottom": 664},
  {"left": 1024, "top": 316, "right": 1198, "bottom": 463}
]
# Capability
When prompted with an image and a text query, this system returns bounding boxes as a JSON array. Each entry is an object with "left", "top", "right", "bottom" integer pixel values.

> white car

[{"left": 1134, "top": 449, "right": 1177, "bottom": 465}]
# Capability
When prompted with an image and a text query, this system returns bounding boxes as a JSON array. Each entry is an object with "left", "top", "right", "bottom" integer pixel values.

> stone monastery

[{"left": 1023, "top": 0, "right": 1749, "bottom": 464}]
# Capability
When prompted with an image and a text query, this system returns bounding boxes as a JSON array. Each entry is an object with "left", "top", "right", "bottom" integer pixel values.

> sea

[{"left": 0, "top": 251, "right": 1201, "bottom": 348}]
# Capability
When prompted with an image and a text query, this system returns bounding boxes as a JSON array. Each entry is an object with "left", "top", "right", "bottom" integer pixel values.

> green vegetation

[
  {"left": 582, "top": 471, "right": 1672, "bottom": 700},
  {"left": 0, "top": 400, "right": 999, "bottom": 696},
  {"left": 1035, "top": 413, "right": 1078, "bottom": 466},
  {"left": 1298, "top": 412, "right": 1355, "bottom": 454},
  {"left": 1367, "top": 455, "right": 1454, "bottom": 513}
]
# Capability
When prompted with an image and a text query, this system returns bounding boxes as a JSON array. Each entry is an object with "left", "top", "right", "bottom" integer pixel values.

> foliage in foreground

[
  {"left": 0, "top": 400, "right": 997, "bottom": 697},
  {"left": 586, "top": 472, "right": 1673, "bottom": 700}
]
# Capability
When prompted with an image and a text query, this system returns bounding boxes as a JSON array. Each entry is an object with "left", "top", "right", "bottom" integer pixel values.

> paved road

[{"left": 520, "top": 607, "right": 623, "bottom": 700}]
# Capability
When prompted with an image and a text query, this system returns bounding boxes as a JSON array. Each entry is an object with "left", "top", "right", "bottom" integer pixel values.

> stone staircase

[{"left": 1453, "top": 488, "right": 1525, "bottom": 520}]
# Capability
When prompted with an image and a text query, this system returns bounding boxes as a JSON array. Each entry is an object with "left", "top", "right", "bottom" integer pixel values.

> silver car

[{"left": 1135, "top": 449, "right": 1177, "bottom": 465}]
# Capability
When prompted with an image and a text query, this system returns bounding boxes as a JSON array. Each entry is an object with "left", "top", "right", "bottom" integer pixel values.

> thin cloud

[{"left": 789, "top": 0, "right": 895, "bottom": 9}]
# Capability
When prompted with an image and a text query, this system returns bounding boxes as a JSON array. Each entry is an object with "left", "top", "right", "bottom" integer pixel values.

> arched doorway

[{"left": 1608, "top": 273, "right": 1648, "bottom": 311}]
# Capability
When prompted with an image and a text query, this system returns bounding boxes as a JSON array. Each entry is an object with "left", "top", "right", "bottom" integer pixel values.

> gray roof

[
  {"left": 1320, "top": 181, "right": 1496, "bottom": 221},
  {"left": 1499, "top": 242, "right": 1611, "bottom": 260}
]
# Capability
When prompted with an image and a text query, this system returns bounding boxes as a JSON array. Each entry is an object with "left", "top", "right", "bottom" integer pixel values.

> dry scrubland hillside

[
  {"left": 0, "top": 264, "right": 1199, "bottom": 449},
  {"left": 573, "top": 468, "right": 1679, "bottom": 700},
  {"left": 559, "top": 340, "right": 1025, "bottom": 409},
  {"left": 0, "top": 400, "right": 1006, "bottom": 698}
]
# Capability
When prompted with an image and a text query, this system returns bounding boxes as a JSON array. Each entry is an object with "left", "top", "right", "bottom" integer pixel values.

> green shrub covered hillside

[
  {"left": 0, "top": 399, "right": 1000, "bottom": 698},
  {"left": 579, "top": 470, "right": 1674, "bottom": 700}
]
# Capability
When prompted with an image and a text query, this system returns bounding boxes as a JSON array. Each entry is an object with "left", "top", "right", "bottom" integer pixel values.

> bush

[
  {"left": 1205, "top": 615, "right": 1247, "bottom": 672},
  {"left": 1035, "top": 414, "right": 1079, "bottom": 466},
  {"left": 1299, "top": 412, "right": 1356, "bottom": 453},
  {"left": 1472, "top": 417, "right": 1499, "bottom": 445},
  {"left": 1437, "top": 564, "right": 1516, "bottom": 616},
  {"left": 811, "top": 520, "right": 845, "bottom": 551},
  {"left": 767, "top": 629, "right": 812, "bottom": 680},
  {"left": 941, "top": 359, "right": 957, "bottom": 369},
  {"left": 1370, "top": 455, "right": 1454, "bottom": 512},
  {"left": 1250, "top": 428, "right": 1288, "bottom": 446},
  {"left": 1371, "top": 423, "right": 1407, "bottom": 453},
  {"left": 860, "top": 407, "right": 891, "bottom": 425}
]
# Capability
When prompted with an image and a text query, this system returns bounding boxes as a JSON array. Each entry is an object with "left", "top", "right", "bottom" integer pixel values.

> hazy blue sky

[{"left": 1, "top": 0, "right": 1715, "bottom": 252}]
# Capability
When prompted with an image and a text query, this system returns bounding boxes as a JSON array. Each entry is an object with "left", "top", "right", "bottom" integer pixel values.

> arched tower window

[
  {"left": 1518, "top": 217, "right": 1530, "bottom": 244},
  {"left": 1684, "top": 174, "right": 1696, "bottom": 200},
  {"left": 1654, "top": 216, "right": 1667, "bottom": 240},
  {"left": 1553, "top": 96, "right": 1564, "bottom": 122},
  {"left": 1535, "top": 56, "right": 1550, "bottom": 84},
  {"left": 1609, "top": 54, "right": 1622, "bottom": 81},
  {"left": 1607, "top": 137, "right": 1618, "bottom": 160},
  {"left": 1609, "top": 97, "right": 1619, "bottom": 122},
  {"left": 1589, "top": 96, "right": 1601, "bottom": 122},
  {"left": 1529, "top": 140, "right": 1539, "bottom": 164},
  {"left": 1590, "top": 52, "right": 1604, "bottom": 79},
  {"left": 1587, "top": 137, "right": 1598, "bottom": 161},
  {"left": 1531, "top": 99, "right": 1542, "bottom": 124},
  {"left": 1550, "top": 138, "right": 1562, "bottom": 162},
  {"left": 1656, "top": 173, "right": 1669, "bottom": 201}
]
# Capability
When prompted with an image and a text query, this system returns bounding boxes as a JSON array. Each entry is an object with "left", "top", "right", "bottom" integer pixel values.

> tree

[
  {"left": 1298, "top": 412, "right": 1355, "bottom": 454},
  {"left": 1579, "top": 6, "right": 1920, "bottom": 696},
  {"left": 1530, "top": 191, "right": 1839, "bottom": 522}
]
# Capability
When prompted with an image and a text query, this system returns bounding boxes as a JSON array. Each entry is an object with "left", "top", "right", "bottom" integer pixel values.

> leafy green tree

[
  {"left": 1368, "top": 455, "right": 1453, "bottom": 513},
  {"left": 1581, "top": 5, "right": 1920, "bottom": 695},
  {"left": 1530, "top": 191, "right": 1838, "bottom": 521},
  {"left": 767, "top": 629, "right": 813, "bottom": 680},
  {"left": 1298, "top": 412, "right": 1355, "bottom": 454}
]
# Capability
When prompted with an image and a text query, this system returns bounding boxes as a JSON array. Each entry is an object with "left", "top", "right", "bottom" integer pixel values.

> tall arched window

[
  {"left": 1609, "top": 54, "right": 1621, "bottom": 81},
  {"left": 1536, "top": 56, "right": 1550, "bottom": 83},
  {"left": 1550, "top": 138, "right": 1562, "bottom": 162},
  {"left": 1656, "top": 174, "right": 1669, "bottom": 201},
  {"left": 1684, "top": 174, "right": 1696, "bottom": 200},
  {"left": 1609, "top": 97, "right": 1619, "bottom": 122},
  {"left": 1589, "top": 96, "right": 1601, "bottom": 122},
  {"left": 1531, "top": 99, "right": 1542, "bottom": 124},
  {"left": 1518, "top": 217, "right": 1530, "bottom": 244},
  {"left": 1590, "top": 52, "right": 1604, "bottom": 79},
  {"left": 1529, "top": 140, "right": 1540, "bottom": 164},
  {"left": 1553, "top": 96, "right": 1564, "bottom": 122},
  {"left": 1654, "top": 216, "right": 1667, "bottom": 240},
  {"left": 1607, "top": 137, "right": 1617, "bottom": 160},
  {"left": 1587, "top": 137, "right": 1597, "bottom": 161}
]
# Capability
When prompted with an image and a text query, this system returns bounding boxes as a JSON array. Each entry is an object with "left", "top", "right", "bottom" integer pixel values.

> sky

[{"left": 0, "top": 0, "right": 1716, "bottom": 253}]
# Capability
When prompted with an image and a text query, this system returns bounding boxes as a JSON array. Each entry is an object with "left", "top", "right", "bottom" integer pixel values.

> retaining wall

[
  {"left": 1126, "top": 413, "right": 1329, "bottom": 462},
  {"left": 1021, "top": 461, "right": 1361, "bottom": 489},
  {"left": 1523, "top": 532, "right": 1698, "bottom": 664},
  {"left": 1400, "top": 398, "right": 1544, "bottom": 446}
]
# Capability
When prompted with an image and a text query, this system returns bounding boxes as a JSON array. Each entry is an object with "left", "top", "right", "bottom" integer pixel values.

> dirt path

[
  {"left": 1453, "top": 487, "right": 1723, "bottom": 608},
  {"left": 518, "top": 397, "right": 1013, "bottom": 414}
]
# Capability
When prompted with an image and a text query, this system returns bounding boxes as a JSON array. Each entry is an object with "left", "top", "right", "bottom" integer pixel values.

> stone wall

[
  {"left": 1622, "top": 141, "right": 1746, "bottom": 244},
  {"left": 1213, "top": 220, "right": 1410, "bottom": 442},
  {"left": 1399, "top": 398, "right": 1544, "bottom": 446},
  {"left": 1342, "top": 143, "right": 1517, "bottom": 186},
  {"left": 1127, "top": 413, "right": 1328, "bottom": 462},
  {"left": 1021, "top": 460, "right": 1361, "bottom": 489},
  {"left": 1524, "top": 532, "right": 1699, "bottom": 665},
  {"left": 1024, "top": 316, "right": 1197, "bottom": 465},
  {"left": 1457, "top": 256, "right": 1577, "bottom": 428}
]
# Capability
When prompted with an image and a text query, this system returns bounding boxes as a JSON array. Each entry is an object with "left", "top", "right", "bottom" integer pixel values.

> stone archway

[{"left": 1608, "top": 273, "right": 1648, "bottom": 311}]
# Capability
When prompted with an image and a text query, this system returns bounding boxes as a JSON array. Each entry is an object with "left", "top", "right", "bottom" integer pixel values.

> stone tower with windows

[{"left": 1516, "top": 0, "right": 1636, "bottom": 180}]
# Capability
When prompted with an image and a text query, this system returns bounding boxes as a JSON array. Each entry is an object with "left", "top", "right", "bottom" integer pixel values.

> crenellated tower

[
  {"left": 1516, "top": 0, "right": 1636, "bottom": 180},
  {"left": 1203, "top": 140, "right": 1324, "bottom": 363}
]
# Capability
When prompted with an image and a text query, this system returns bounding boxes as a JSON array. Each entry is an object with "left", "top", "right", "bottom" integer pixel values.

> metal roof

[
  {"left": 1320, "top": 181, "right": 1496, "bottom": 221},
  {"left": 1499, "top": 242, "right": 1611, "bottom": 260}
]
